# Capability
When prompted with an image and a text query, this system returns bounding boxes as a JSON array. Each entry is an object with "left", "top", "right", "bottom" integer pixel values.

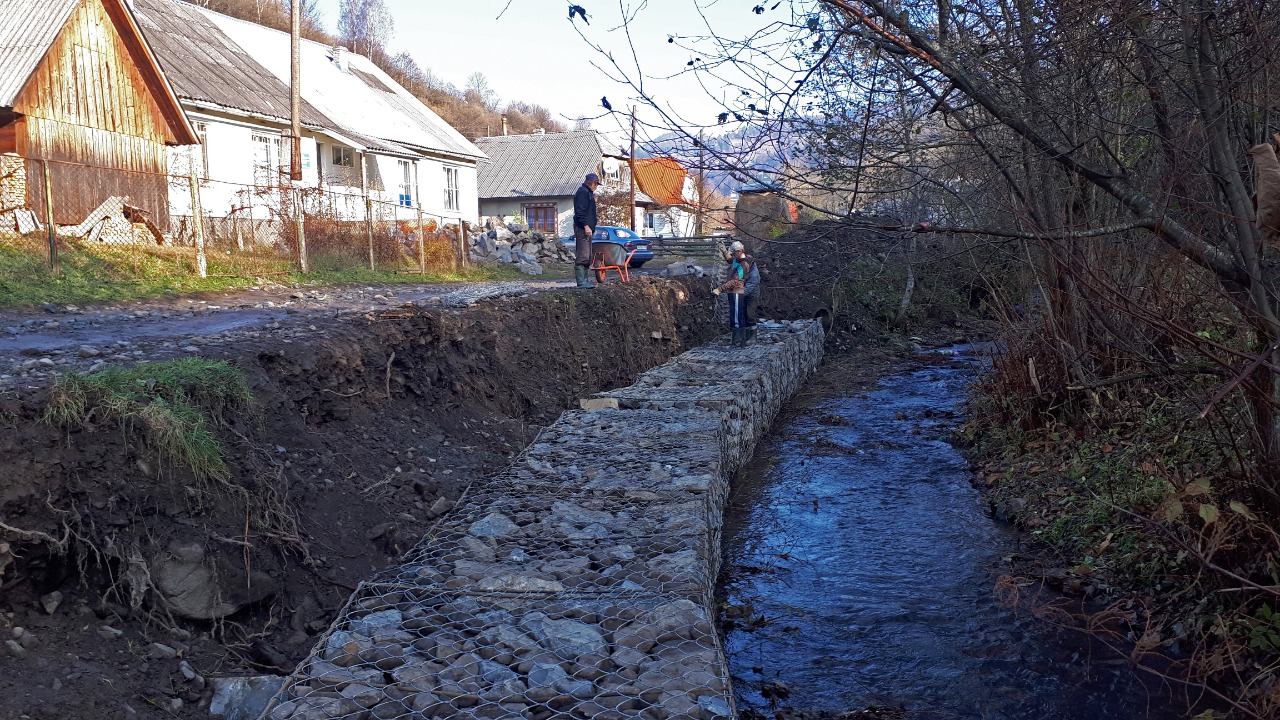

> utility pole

[
  {"left": 696, "top": 130, "right": 705, "bottom": 236},
  {"left": 289, "top": 0, "right": 302, "bottom": 182},
  {"left": 289, "top": 0, "right": 307, "bottom": 272},
  {"left": 628, "top": 106, "right": 637, "bottom": 231}
]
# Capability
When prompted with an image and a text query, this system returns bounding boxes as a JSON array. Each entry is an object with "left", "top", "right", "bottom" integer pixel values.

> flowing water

[{"left": 721, "top": 346, "right": 1181, "bottom": 719}]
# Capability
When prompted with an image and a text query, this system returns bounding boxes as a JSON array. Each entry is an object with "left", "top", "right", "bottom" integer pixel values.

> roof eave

[{"left": 111, "top": 0, "right": 198, "bottom": 145}]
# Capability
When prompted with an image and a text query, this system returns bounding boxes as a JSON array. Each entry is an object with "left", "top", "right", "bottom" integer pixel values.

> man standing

[{"left": 573, "top": 173, "right": 600, "bottom": 289}]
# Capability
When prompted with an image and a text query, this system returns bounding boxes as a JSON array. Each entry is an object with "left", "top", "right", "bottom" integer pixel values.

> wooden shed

[{"left": 0, "top": 0, "right": 198, "bottom": 231}]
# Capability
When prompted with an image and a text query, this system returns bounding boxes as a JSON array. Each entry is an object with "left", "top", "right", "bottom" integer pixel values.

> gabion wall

[{"left": 259, "top": 320, "right": 825, "bottom": 720}]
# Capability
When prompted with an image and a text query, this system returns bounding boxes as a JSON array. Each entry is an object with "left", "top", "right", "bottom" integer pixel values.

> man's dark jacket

[{"left": 573, "top": 183, "right": 598, "bottom": 230}]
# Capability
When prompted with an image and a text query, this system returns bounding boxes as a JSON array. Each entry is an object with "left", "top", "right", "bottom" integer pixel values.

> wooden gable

[{"left": 12, "top": 0, "right": 196, "bottom": 151}]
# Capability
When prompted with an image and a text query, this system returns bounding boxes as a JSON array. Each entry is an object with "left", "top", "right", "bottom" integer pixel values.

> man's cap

[
  {"left": 728, "top": 241, "right": 745, "bottom": 252},
  {"left": 585, "top": 173, "right": 600, "bottom": 183}
]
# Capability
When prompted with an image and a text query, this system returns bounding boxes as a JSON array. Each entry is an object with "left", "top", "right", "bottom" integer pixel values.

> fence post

[
  {"left": 455, "top": 221, "right": 468, "bottom": 272},
  {"left": 188, "top": 165, "right": 207, "bottom": 278},
  {"left": 295, "top": 188, "right": 308, "bottom": 273},
  {"left": 365, "top": 197, "right": 375, "bottom": 271},
  {"left": 416, "top": 205, "right": 426, "bottom": 275},
  {"left": 42, "top": 160, "right": 58, "bottom": 274}
]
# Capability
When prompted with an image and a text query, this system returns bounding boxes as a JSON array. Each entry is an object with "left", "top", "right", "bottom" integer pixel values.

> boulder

[
  {"left": 517, "top": 259, "right": 544, "bottom": 276},
  {"left": 152, "top": 539, "right": 278, "bottom": 620},
  {"left": 209, "top": 676, "right": 285, "bottom": 720},
  {"left": 506, "top": 222, "right": 528, "bottom": 233}
]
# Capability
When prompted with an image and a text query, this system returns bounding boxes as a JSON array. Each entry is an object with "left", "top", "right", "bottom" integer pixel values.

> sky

[{"left": 309, "top": 0, "right": 810, "bottom": 148}]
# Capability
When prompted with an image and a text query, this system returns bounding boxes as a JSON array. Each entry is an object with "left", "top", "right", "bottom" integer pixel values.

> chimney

[
  {"left": 500, "top": 114, "right": 508, "bottom": 136},
  {"left": 332, "top": 46, "right": 350, "bottom": 73}
]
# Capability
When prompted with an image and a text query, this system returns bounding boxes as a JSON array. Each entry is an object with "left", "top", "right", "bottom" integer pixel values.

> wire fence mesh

[
  {"left": 257, "top": 321, "right": 825, "bottom": 720},
  {"left": 0, "top": 156, "right": 470, "bottom": 283}
]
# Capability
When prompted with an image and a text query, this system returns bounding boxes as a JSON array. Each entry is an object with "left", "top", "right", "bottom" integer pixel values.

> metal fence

[{"left": 0, "top": 157, "right": 471, "bottom": 282}]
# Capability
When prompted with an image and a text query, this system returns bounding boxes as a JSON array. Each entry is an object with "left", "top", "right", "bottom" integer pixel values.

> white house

[
  {"left": 133, "top": 0, "right": 483, "bottom": 238},
  {"left": 474, "top": 130, "right": 642, "bottom": 238}
]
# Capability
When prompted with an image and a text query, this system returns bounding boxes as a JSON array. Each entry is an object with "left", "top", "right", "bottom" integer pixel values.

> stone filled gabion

[{"left": 259, "top": 320, "right": 823, "bottom": 720}]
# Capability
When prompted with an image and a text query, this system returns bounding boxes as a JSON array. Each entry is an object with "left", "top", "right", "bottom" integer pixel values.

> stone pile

[
  {"left": 256, "top": 320, "right": 824, "bottom": 720},
  {"left": 470, "top": 224, "right": 575, "bottom": 275}
]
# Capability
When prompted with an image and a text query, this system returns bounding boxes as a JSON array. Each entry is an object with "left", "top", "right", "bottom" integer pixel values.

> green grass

[
  {"left": 45, "top": 358, "right": 254, "bottom": 482},
  {"left": 0, "top": 233, "right": 523, "bottom": 307}
]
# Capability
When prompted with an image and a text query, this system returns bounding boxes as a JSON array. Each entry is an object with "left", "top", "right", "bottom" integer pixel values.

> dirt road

[{"left": 0, "top": 280, "right": 572, "bottom": 383}]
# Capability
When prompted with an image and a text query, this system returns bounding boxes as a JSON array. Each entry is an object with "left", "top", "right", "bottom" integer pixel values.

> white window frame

[
  {"left": 398, "top": 160, "right": 413, "bottom": 207},
  {"left": 195, "top": 122, "right": 209, "bottom": 180},
  {"left": 251, "top": 133, "right": 282, "bottom": 187},
  {"left": 443, "top": 166, "right": 460, "bottom": 211},
  {"left": 332, "top": 145, "right": 354, "bottom": 168}
]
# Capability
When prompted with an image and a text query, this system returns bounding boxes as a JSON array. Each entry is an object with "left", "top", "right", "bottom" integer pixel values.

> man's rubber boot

[
  {"left": 574, "top": 266, "right": 593, "bottom": 289},
  {"left": 731, "top": 328, "right": 745, "bottom": 347},
  {"left": 745, "top": 328, "right": 757, "bottom": 346}
]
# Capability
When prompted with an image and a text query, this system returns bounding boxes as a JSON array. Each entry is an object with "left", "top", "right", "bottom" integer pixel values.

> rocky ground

[{"left": 0, "top": 276, "right": 721, "bottom": 720}]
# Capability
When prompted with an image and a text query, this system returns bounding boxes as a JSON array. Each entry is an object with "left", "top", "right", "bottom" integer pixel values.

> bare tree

[{"left": 338, "top": 0, "right": 393, "bottom": 59}]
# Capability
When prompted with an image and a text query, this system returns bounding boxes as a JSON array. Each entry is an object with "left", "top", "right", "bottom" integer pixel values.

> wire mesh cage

[
  {"left": 259, "top": 322, "right": 826, "bottom": 720},
  {"left": 266, "top": 592, "right": 733, "bottom": 720}
]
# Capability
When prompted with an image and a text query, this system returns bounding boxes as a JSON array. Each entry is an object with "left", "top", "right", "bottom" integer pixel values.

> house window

[
  {"left": 195, "top": 122, "right": 209, "bottom": 180},
  {"left": 251, "top": 133, "right": 282, "bottom": 187},
  {"left": 398, "top": 160, "right": 413, "bottom": 207},
  {"left": 523, "top": 204, "right": 557, "bottom": 234},
  {"left": 443, "top": 166, "right": 459, "bottom": 211},
  {"left": 332, "top": 145, "right": 354, "bottom": 167},
  {"left": 645, "top": 212, "right": 657, "bottom": 230}
]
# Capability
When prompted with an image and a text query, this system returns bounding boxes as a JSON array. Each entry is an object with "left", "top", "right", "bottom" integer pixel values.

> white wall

[
  {"left": 640, "top": 206, "right": 696, "bottom": 237},
  {"left": 169, "top": 115, "right": 320, "bottom": 222}
]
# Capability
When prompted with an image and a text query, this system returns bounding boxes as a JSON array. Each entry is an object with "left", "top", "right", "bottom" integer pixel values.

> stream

[{"left": 720, "top": 346, "right": 1181, "bottom": 719}]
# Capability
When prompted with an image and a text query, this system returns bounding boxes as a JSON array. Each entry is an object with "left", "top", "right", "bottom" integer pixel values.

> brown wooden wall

[{"left": 13, "top": 0, "right": 174, "bottom": 228}]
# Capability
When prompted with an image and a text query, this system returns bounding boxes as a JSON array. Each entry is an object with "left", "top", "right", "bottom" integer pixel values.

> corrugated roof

[
  {"left": 474, "top": 131, "right": 606, "bottom": 199},
  {"left": 634, "top": 157, "right": 690, "bottom": 206},
  {"left": 132, "top": 0, "right": 332, "bottom": 128},
  {"left": 193, "top": 7, "right": 484, "bottom": 160},
  {"left": 0, "top": 0, "right": 85, "bottom": 107}
]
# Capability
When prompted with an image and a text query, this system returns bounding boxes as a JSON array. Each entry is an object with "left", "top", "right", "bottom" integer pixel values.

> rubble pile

[{"left": 469, "top": 223, "right": 575, "bottom": 275}]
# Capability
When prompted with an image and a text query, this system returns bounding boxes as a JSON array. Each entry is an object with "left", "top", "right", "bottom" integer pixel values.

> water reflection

[{"left": 721, "top": 348, "right": 1178, "bottom": 719}]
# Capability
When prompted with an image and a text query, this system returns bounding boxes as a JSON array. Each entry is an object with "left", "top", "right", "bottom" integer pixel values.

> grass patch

[
  {"left": 0, "top": 233, "right": 525, "bottom": 307},
  {"left": 45, "top": 358, "right": 254, "bottom": 482}
]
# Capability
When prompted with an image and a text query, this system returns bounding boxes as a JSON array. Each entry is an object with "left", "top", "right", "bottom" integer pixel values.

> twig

[{"left": 384, "top": 352, "right": 396, "bottom": 398}]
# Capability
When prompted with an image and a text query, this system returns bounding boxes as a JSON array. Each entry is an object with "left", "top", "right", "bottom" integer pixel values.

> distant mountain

[{"left": 637, "top": 126, "right": 793, "bottom": 195}]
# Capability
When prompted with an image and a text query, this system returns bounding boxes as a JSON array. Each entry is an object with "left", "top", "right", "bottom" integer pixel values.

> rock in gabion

[{"left": 258, "top": 321, "right": 823, "bottom": 720}]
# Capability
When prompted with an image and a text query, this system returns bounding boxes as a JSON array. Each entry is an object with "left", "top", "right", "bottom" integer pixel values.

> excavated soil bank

[{"left": 0, "top": 278, "right": 718, "bottom": 720}]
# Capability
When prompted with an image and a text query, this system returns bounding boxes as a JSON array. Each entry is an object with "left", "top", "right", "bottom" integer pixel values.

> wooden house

[{"left": 0, "top": 0, "right": 198, "bottom": 231}]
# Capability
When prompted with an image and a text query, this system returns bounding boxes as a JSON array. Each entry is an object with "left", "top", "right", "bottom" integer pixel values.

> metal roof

[
  {"left": 132, "top": 0, "right": 332, "bottom": 128},
  {"left": 0, "top": 0, "right": 89, "bottom": 107},
  {"left": 194, "top": 6, "right": 484, "bottom": 161},
  {"left": 633, "top": 157, "right": 691, "bottom": 206},
  {"left": 474, "top": 131, "right": 608, "bottom": 199}
]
